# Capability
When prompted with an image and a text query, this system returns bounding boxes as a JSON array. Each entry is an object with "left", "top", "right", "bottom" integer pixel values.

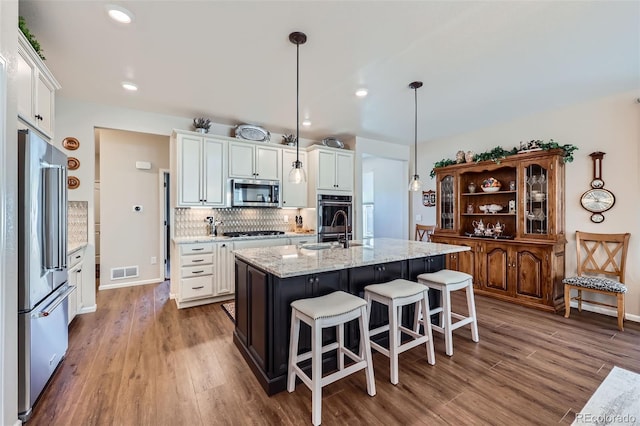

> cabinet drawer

[
  {"left": 181, "top": 254, "right": 213, "bottom": 266},
  {"left": 180, "top": 243, "right": 214, "bottom": 255},
  {"left": 180, "top": 275, "right": 214, "bottom": 301},
  {"left": 181, "top": 264, "right": 214, "bottom": 278},
  {"left": 68, "top": 250, "right": 85, "bottom": 269}
]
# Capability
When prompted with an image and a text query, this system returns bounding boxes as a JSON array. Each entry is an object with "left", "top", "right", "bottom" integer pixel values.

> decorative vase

[
  {"left": 455, "top": 150, "right": 465, "bottom": 164},
  {"left": 196, "top": 128, "right": 207, "bottom": 134},
  {"left": 468, "top": 182, "right": 476, "bottom": 193},
  {"left": 465, "top": 150, "right": 475, "bottom": 163}
]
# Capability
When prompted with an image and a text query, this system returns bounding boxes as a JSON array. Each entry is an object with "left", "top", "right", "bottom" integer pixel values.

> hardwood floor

[{"left": 29, "top": 281, "right": 640, "bottom": 425}]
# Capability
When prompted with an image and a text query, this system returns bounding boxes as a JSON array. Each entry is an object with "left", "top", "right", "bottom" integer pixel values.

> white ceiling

[{"left": 19, "top": 1, "right": 639, "bottom": 145}]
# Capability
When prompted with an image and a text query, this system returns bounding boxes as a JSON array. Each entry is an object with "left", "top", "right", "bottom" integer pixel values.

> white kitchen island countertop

[{"left": 233, "top": 237, "right": 470, "bottom": 278}]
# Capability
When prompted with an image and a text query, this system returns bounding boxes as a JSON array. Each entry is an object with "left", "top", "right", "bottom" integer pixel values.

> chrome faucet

[
  {"left": 205, "top": 217, "right": 223, "bottom": 237},
  {"left": 330, "top": 209, "right": 350, "bottom": 248}
]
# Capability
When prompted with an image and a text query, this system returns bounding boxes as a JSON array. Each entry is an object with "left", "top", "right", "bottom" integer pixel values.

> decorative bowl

[
  {"left": 479, "top": 205, "right": 488, "bottom": 213},
  {"left": 488, "top": 204, "right": 503, "bottom": 213},
  {"left": 481, "top": 186, "right": 500, "bottom": 193},
  {"left": 481, "top": 177, "right": 501, "bottom": 191}
]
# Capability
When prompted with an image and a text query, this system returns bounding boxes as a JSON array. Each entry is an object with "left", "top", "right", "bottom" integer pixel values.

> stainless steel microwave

[{"left": 231, "top": 179, "right": 280, "bottom": 207}]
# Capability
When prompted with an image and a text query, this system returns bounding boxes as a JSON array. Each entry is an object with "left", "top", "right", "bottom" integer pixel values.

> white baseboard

[
  {"left": 570, "top": 301, "right": 640, "bottom": 323},
  {"left": 78, "top": 304, "right": 97, "bottom": 314},
  {"left": 99, "top": 277, "right": 163, "bottom": 290}
]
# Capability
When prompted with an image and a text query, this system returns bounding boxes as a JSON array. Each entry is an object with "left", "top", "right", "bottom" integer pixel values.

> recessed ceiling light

[
  {"left": 122, "top": 82, "right": 138, "bottom": 91},
  {"left": 355, "top": 88, "right": 368, "bottom": 97},
  {"left": 106, "top": 5, "right": 134, "bottom": 24},
  {"left": 302, "top": 119, "right": 311, "bottom": 127}
]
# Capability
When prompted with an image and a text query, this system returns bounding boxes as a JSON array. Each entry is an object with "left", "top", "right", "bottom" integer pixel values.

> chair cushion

[
  {"left": 364, "top": 279, "right": 427, "bottom": 299},
  {"left": 563, "top": 276, "right": 627, "bottom": 293},
  {"left": 291, "top": 291, "right": 366, "bottom": 320},
  {"left": 417, "top": 269, "right": 472, "bottom": 285}
]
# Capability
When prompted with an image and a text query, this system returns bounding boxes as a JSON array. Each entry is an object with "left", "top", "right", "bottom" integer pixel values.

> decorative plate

[
  {"left": 322, "top": 137, "right": 344, "bottom": 149},
  {"left": 62, "top": 137, "right": 80, "bottom": 151},
  {"left": 68, "top": 176, "right": 80, "bottom": 189},
  {"left": 67, "top": 157, "right": 80, "bottom": 170},
  {"left": 235, "top": 124, "right": 271, "bottom": 142}
]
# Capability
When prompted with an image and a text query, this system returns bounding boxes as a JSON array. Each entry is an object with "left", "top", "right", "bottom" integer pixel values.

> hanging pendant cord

[
  {"left": 296, "top": 42, "right": 300, "bottom": 163},
  {"left": 414, "top": 87, "right": 418, "bottom": 175}
]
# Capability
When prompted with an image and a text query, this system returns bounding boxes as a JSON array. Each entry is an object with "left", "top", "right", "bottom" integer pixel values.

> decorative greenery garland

[
  {"left": 429, "top": 139, "right": 578, "bottom": 178},
  {"left": 19, "top": 16, "right": 45, "bottom": 60}
]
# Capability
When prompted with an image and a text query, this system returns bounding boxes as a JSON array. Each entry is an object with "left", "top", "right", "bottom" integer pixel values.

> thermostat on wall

[{"left": 135, "top": 161, "right": 151, "bottom": 170}]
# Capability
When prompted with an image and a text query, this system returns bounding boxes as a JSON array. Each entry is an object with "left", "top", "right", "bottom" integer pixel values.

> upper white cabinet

[
  {"left": 229, "top": 141, "right": 281, "bottom": 180},
  {"left": 281, "top": 149, "right": 307, "bottom": 208},
  {"left": 308, "top": 146, "right": 354, "bottom": 193},
  {"left": 17, "top": 31, "right": 60, "bottom": 138},
  {"left": 173, "top": 130, "right": 227, "bottom": 207}
]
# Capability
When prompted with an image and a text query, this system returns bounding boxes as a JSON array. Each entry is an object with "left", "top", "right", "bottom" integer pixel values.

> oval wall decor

[
  {"left": 67, "top": 157, "right": 80, "bottom": 170},
  {"left": 62, "top": 137, "right": 80, "bottom": 151},
  {"left": 67, "top": 176, "right": 80, "bottom": 189}
]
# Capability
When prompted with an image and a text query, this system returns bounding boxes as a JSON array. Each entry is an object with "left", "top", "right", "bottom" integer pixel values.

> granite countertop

[
  {"left": 173, "top": 232, "right": 316, "bottom": 244},
  {"left": 68, "top": 242, "right": 88, "bottom": 256},
  {"left": 233, "top": 237, "right": 470, "bottom": 278}
]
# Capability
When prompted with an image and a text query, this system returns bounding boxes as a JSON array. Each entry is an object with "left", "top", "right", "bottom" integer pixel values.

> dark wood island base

[{"left": 233, "top": 249, "right": 451, "bottom": 395}]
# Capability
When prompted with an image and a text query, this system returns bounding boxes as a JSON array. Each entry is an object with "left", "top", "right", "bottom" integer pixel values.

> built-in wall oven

[{"left": 317, "top": 194, "right": 353, "bottom": 242}]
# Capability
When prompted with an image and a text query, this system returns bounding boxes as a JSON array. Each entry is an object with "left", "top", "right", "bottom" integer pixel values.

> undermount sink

[{"left": 301, "top": 242, "right": 363, "bottom": 250}]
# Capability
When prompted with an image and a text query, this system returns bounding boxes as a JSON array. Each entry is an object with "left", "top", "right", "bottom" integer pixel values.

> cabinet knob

[
  {"left": 221, "top": 244, "right": 226, "bottom": 247},
  {"left": 35, "top": 114, "right": 43, "bottom": 120},
  {"left": 77, "top": 269, "right": 82, "bottom": 273},
  {"left": 309, "top": 277, "right": 314, "bottom": 283},
  {"left": 315, "top": 277, "right": 320, "bottom": 283}
]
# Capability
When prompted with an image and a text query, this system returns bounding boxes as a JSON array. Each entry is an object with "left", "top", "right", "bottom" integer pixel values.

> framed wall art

[{"left": 422, "top": 190, "right": 436, "bottom": 207}]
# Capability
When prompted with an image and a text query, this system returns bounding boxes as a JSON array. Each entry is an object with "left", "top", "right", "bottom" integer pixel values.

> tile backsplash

[
  {"left": 68, "top": 201, "right": 88, "bottom": 245},
  {"left": 174, "top": 208, "right": 312, "bottom": 237}
]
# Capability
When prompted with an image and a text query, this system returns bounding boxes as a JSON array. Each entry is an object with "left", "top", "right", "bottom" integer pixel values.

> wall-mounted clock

[{"left": 580, "top": 151, "right": 615, "bottom": 223}]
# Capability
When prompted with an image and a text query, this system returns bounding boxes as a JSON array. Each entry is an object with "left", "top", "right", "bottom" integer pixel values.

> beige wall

[
  {"left": 1, "top": 0, "right": 20, "bottom": 423},
  {"left": 98, "top": 129, "right": 169, "bottom": 288},
  {"left": 411, "top": 91, "right": 640, "bottom": 319}
]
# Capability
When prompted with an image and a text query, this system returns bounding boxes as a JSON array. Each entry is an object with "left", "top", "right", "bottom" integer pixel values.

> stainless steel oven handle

[
  {"left": 34, "top": 286, "right": 76, "bottom": 318},
  {"left": 318, "top": 201, "right": 352, "bottom": 207}
]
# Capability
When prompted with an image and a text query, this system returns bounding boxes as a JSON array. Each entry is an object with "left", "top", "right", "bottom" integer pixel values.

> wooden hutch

[{"left": 430, "top": 149, "right": 566, "bottom": 312}]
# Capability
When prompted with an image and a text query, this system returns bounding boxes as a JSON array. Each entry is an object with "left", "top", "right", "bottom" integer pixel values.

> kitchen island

[{"left": 233, "top": 237, "right": 470, "bottom": 395}]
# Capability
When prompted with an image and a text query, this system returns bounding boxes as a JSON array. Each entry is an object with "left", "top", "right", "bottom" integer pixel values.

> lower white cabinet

[
  {"left": 174, "top": 241, "right": 235, "bottom": 309},
  {"left": 288, "top": 235, "right": 315, "bottom": 246},
  {"left": 67, "top": 248, "right": 85, "bottom": 325}
]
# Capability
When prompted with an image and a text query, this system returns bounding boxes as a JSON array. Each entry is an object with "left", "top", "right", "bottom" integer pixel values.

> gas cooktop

[{"left": 222, "top": 230, "right": 285, "bottom": 238}]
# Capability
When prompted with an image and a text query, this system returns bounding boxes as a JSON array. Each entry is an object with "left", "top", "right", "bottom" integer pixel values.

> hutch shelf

[{"left": 431, "top": 149, "right": 567, "bottom": 312}]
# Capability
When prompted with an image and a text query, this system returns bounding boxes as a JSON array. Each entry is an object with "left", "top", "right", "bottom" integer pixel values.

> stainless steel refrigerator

[{"left": 18, "top": 129, "right": 74, "bottom": 421}]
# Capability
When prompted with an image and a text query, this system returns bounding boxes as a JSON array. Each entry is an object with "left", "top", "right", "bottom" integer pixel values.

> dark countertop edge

[
  {"left": 173, "top": 232, "right": 316, "bottom": 244},
  {"left": 233, "top": 244, "right": 470, "bottom": 279}
]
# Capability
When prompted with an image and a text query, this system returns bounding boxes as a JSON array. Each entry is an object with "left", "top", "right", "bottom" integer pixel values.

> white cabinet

[
  {"left": 174, "top": 241, "right": 235, "bottom": 308},
  {"left": 17, "top": 31, "right": 60, "bottom": 138},
  {"left": 308, "top": 146, "right": 354, "bottom": 193},
  {"left": 229, "top": 141, "right": 281, "bottom": 180},
  {"left": 281, "top": 149, "right": 307, "bottom": 207},
  {"left": 174, "top": 131, "right": 227, "bottom": 207},
  {"left": 67, "top": 248, "right": 85, "bottom": 325},
  {"left": 215, "top": 241, "right": 235, "bottom": 296},
  {"left": 288, "top": 235, "right": 315, "bottom": 246}
]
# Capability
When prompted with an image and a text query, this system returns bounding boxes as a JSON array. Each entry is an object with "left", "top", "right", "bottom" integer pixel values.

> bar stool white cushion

[
  {"left": 288, "top": 290, "right": 376, "bottom": 426},
  {"left": 365, "top": 279, "right": 429, "bottom": 299},
  {"left": 291, "top": 291, "right": 366, "bottom": 320},
  {"left": 364, "top": 279, "right": 435, "bottom": 385},
  {"left": 417, "top": 270, "right": 479, "bottom": 357},
  {"left": 420, "top": 270, "right": 472, "bottom": 285}
]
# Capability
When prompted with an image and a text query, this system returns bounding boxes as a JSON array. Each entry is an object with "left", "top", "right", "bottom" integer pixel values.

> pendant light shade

[
  {"left": 408, "top": 81, "right": 423, "bottom": 191},
  {"left": 288, "top": 31, "right": 307, "bottom": 184}
]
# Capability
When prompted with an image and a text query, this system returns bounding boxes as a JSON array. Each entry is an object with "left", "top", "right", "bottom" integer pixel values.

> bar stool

[
  {"left": 364, "top": 279, "right": 435, "bottom": 385},
  {"left": 417, "top": 270, "right": 479, "bottom": 356},
  {"left": 287, "top": 291, "right": 376, "bottom": 426}
]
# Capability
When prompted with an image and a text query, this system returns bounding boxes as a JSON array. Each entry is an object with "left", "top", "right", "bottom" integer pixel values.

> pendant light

[
  {"left": 408, "top": 81, "right": 423, "bottom": 192},
  {"left": 288, "top": 31, "right": 307, "bottom": 184}
]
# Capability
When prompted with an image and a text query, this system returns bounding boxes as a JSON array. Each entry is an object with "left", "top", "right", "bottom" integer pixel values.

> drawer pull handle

[
  {"left": 192, "top": 286, "right": 204, "bottom": 290},
  {"left": 192, "top": 270, "right": 204, "bottom": 274},
  {"left": 191, "top": 248, "right": 205, "bottom": 251},
  {"left": 75, "top": 255, "right": 81, "bottom": 259},
  {"left": 191, "top": 259, "right": 204, "bottom": 263}
]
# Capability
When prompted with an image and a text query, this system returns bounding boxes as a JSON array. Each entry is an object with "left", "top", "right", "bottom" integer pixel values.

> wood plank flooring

[{"left": 29, "top": 281, "right": 640, "bottom": 425}]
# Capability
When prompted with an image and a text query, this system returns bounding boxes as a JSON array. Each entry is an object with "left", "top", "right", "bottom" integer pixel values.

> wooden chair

[
  {"left": 415, "top": 224, "right": 436, "bottom": 242},
  {"left": 563, "top": 231, "right": 630, "bottom": 331}
]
